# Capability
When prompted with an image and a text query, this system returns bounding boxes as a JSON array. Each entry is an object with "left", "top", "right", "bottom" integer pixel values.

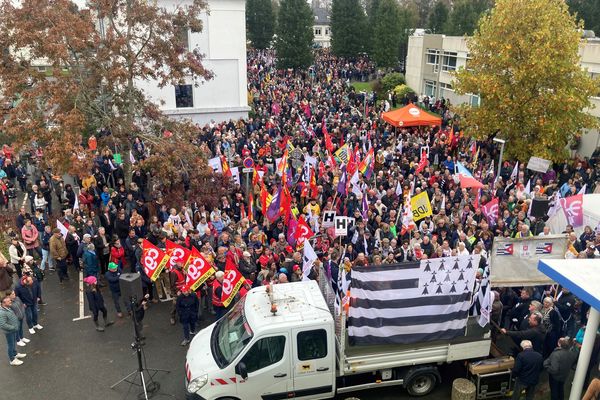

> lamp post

[{"left": 493, "top": 137, "right": 505, "bottom": 180}]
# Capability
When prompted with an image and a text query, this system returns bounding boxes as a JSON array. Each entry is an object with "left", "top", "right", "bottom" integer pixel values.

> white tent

[
  {"left": 546, "top": 193, "right": 600, "bottom": 235},
  {"left": 538, "top": 259, "right": 600, "bottom": 400}
]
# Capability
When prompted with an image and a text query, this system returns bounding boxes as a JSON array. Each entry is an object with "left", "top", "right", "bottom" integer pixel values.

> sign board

[
  {"left": 242, "top": 168, "right": 254, "bottom": 173},
  {"left": 322, "top": 211, "right": 336, "bottom": 228},
  {"left": 527, "top": 157, "right": 552, "bottom": 173},
  {"left": 113, "top": 153, "right": 122, "bottom": 164},
  {"left": 334, "top": 216, "right": 348, "bottom": 236},
  {"left": 490, "top": 234, "right": 568, "bottom": 286},
  {"left": 243, "top": 157, "right": 254, "bottom": 169}
]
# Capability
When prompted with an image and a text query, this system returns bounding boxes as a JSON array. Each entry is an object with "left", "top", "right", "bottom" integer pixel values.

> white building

[
  {"left": 137, "top": 0, "right": 250, "bottom": 125},
  {"left": 406, "top": 33, "right": 600, "bottom": 157},
  {"left": 313, "top": 7, "right": 331, "bottom": 48}
]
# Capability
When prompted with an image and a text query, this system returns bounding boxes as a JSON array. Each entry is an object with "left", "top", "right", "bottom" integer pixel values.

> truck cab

[{"left": 185, "top": 281, "right": 336, "bottom": 400}]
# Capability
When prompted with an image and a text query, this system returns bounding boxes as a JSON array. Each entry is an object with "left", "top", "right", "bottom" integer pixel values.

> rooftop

[
  {"left": 314, "top": 7, "right": 330, "bottom": 25},
  {"left": 244, "top": 281, "right": 332, "bottom": 332}
]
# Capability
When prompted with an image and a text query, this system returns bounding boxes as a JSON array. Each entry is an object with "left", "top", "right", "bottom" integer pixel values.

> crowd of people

[{"left": 1, "top": 48, "right": 600, "bottom": 398}]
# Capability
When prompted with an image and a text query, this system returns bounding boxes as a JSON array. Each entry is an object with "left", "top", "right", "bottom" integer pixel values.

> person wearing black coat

[
  {"left": 104, "top": 262, "right": 125, "bottom": 318},
  {"left": 544, "top": 337, "right": 578, "bottom": 400},
  {"left": 84, "top": 276, "right": 113, "bottom": 332},
  {"left": 507, "top": 287, "right": 533, "bottom": 330},
  {"left": 176, "top": 288, "right": 199, "bottom": 346},
  {"left": 15, "top": 275, "right": 42, "bottom": 334},
  {"left": 502, "top": 313, "right": 546, "bottom": 355},
  {"left": 555, "top": 287, "right": 576, "bottom": 337},
  {"left": 511, "top": 340, "right": 543, "bottom": 400}
]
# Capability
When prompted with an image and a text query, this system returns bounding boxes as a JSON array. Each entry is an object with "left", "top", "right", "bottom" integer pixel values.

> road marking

[{"left": 73, "top": 270, "right": 91, "bottom": 322}]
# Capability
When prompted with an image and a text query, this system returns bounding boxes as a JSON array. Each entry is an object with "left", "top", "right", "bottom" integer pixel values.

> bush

[
  {"left": 393, "top": 84, "right": 415, "bottom": 98},
  {"left": 380, "top": 72, "right": 405, "bottom": 93}
]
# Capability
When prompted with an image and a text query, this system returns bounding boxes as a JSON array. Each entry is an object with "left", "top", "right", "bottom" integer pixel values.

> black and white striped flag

[{"left": 347, "top": 255, "right": 480, "bottom": 345}]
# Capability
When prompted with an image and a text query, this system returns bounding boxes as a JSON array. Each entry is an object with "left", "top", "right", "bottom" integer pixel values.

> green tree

[
  {"left": 372, "top": 0, "right": 401, "bottom": 68},
  {"left": 568, "top": 0, "right": 600, "bottom": 35},
  {"left": 246, "top": 0, "right": 275, "bottom": 49},
  {"left": 444, "top": 0, "right": 492, "bottom": 36},
  {"left": 365, "top": 0, "right": 380, "bottom": 54},
  {"left": 331, "top": 0, "right": 367, "bottom": 58},
  {"left": 429, "top": 1, "right": 449, "bottom": 33},
  {"left": 453, "top": 0, "right": 599, "bottom": 162},
  {"left": 275, "top": 0, "right": 314, "bottom": 69}
]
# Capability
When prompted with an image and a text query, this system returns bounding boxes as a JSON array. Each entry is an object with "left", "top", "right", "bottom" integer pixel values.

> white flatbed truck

[{"left": 185, "top": 279, "right": 491, "bottom": 400}]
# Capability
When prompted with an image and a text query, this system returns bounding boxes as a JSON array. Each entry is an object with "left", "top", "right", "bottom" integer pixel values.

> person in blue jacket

[
  {"left": 83, "top": 243, "right": 99, "bottom": 279},
  {"left": 104, "top": 262, "right": 126, "bottom": 318},
  {"left": 15, "top": 275, "right": 43, "bottom": 335},
  {"left": 176, "top": 287, "right": 199, "bottom": 346}
]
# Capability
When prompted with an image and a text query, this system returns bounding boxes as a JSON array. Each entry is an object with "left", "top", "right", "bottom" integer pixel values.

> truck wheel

[{"left": 406, "top": 372, "right": 436, "bottom": 396}]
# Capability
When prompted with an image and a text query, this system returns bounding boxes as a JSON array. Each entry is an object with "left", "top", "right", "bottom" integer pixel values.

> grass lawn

[{"left": 351, "top": 81, "right": 375, "bottom": 92}]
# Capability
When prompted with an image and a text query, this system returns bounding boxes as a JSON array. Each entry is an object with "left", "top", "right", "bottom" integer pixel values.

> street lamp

[{"left": 493, "top": 137, "right": 506, "bottom": 180}]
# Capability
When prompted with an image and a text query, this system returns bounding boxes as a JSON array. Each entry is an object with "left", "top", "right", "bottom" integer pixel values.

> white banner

[
  {"left": 230, "top": 167, "right": 241, "bottom": 186},
  {"left": 322, "top": 211, "right": 336, "bottom": 228},
  {"left": 208, "top": 157, "right": 222, "bottom": 174},
  {"left": 490, "top": 235, "right": 568, "bottom": 286}
]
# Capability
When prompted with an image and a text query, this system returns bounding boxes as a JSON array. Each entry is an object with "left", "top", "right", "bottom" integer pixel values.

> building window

[
  {"left": 325, "top": 28, "right": 329, "bottom": 35},
  {"left": 424, "top": 80, "right": 437, "bottom": 97},
  {"left": 175, "top": 84, "right": 193, "bottom": 108},
  {"left": 36, "top": 66, "right": 47, "bottom": 72},
  {"left": 315, "top": 28, "right": 322, "bottom": 35},
  {"left": 440, "top": 82, "right": 453, "bottom": 91},
  {"left": 177, "top": 27, "right": 190, "bottom": 51},
  {"left": 426, "top": 49, "right": 440, "bottom": 65},
  {"left": 470, "top": 95, "right": 480, "bottom": 106},
  {"left": 442, "top": 51, "right": 457, "bottom": 71}
]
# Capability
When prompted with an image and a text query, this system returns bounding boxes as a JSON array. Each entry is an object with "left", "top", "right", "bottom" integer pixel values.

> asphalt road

[{"left": 0, "top": 269, "right": 556, "bottom": 400}]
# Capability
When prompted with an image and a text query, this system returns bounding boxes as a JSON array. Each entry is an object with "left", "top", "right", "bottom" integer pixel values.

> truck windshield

[{"left": 211, "top": 297, "right": 253, "bottom": 368}]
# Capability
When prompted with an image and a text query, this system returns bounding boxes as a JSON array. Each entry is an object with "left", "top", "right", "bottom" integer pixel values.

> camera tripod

[{"left": 110, "top": 297, "right": 171, "bottom": 400}]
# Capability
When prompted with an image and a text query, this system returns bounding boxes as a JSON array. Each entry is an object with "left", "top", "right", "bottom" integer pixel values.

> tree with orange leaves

[{"left": 0, "top": 0, "right": 231, "bottom": 206}]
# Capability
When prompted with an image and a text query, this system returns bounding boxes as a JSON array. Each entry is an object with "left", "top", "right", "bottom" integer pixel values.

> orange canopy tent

[{"left": 382, "top": 104, "right": 442, "bottom": 128}]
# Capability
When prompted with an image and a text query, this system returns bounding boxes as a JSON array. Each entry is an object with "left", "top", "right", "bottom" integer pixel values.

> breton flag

[{"left": 347, "top": 255, "right": 479, "bottom": 345}]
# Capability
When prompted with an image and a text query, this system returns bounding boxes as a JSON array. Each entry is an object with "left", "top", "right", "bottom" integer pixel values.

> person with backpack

[{"left": 83, "top": 275, "right": 113, "bottom": 332}]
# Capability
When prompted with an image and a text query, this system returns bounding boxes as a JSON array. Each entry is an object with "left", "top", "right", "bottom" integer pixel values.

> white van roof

[{"left": 244, "top": 281, "right": 332, "bottom": 332}]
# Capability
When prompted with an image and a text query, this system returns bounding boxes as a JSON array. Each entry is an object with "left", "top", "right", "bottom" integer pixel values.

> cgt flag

[
  {"left": 221, "top": 268, "right": 246, "bottom": 307},
  {"left": 165, "top": 239, "right": 192, "bottom": 271},
  {"left": 482, "top": 197, "right": 499, "bottom": 225},
  {"left": 141, "top": 239, "right": 170, "bottom": 281},
  {"left": 410, "top": 191, "right": 432, "bottom": 221},
  {"left": 184, "top": 247, "right": 216, "bottom": 291}
]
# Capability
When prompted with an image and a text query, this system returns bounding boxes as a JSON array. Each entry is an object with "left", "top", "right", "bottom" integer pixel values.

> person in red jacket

[
  {"left": 110, "top": 240, "right": 126, "bottom": 269},
  {"left": 78, "top": 188, "right": 94, "bottom": 211}
]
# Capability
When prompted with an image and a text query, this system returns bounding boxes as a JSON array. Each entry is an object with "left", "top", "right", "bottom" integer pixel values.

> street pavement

[{"left": 0, "top": 268, "right": 552, "bottom": 400}]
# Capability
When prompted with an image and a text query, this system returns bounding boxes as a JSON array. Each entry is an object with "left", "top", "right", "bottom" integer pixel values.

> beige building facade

[{"left": 406, "top": 33, "right": 600, "bottom": 157}]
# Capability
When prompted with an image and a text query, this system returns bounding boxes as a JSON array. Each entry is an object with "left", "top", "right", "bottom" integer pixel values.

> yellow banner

[{"left": 411, "top": 191, "right": 433, "bottom": 221}]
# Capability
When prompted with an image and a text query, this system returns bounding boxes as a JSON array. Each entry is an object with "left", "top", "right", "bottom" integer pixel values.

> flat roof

[{"left": 538, "top": 259, "right": 600, "bottom": 311}]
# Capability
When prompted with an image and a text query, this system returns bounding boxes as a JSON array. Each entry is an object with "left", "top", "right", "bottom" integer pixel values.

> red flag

[
  {"left": 221, "top": 156, "right": 232, "bottom": 178},
  {"left": 347, "top": 146, "right": 358, "bottom": 176},
  {"left": 280, "top": 186, "right": 292, "bottom": 223},
  {"left": 260, "top": 182, "right": 270, "bottom": 216},
  {"left": 165, "top": 239, "right": 192, "bottom": 271},
  {"left": 252, "top": 167, "right": 260, "bottom": 186},
  {"left": 323, "top": 119, "right": 334, "bottom": 153},
  {"left": 559, "top": 194, "right": 584, "bottom": 227},
  {"left": 310, "top": 168, "right": 318, "bottom": 198},
  {"left": 294, "top": 215, "right": 314, "bottom": 247},
  {"left": 184, "top": 247, "right": 216, "bottom": 291},
  {"left": 221, "top": 267, "right": 246, "bottom": 307},
  {"left": 141, "top": 239, "right": 170, "bottom": 281},
  {"left": 248, "top": 192, "right": 254, "bottom": 222},
  {"left": 415, "top": 149, "right": 429, "bottom": 174}
]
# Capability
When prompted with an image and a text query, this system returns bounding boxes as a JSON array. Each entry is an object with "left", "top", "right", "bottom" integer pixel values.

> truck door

[
  {"left": 235, "top": 333, "right": 291, "bottom": 400},
  {"left": 291, "top": 327, "right": 335, "bottom": 399}
]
